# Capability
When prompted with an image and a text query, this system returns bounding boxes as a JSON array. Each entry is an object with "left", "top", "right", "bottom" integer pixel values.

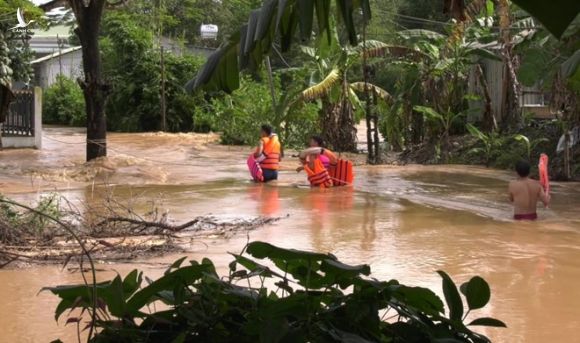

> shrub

[
  {"left": 43, "top": 75, "right": 86, "bottom": 127},
  {"left": 193, "top": 73, "right": 320, "bottom": 149},
  {"left": 47, "top": 241, "right": 505, "bottom": 343}
]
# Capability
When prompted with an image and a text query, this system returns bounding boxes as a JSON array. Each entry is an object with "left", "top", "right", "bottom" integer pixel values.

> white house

[{"left": 31, "top": 46, "right": 82, "bottom": 89}]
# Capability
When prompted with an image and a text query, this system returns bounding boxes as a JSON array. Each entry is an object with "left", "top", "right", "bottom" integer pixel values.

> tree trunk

[
  {"left": 475, "top": 64, "right": 496, "bottom": 132},
  {"left": 372, "top": 92, "right": 381, "bottom": 163},
  {"left": 338, "top": 97, "right": 357, "bottom": 152},
  {"left": 320, "top": 98, "right": 357, "bottom": 153},
  {"left": 70, "top": 0, "right": 108, "bottom": 162},
  {"left": 498, "top": 0, "right": 521, "bottom": 128},
  {"left": 411, "top": 108, "right": 423, "bottom": 144}
]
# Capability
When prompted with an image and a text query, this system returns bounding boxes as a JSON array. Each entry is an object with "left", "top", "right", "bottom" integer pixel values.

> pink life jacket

[{"left": 319, "top": 154, "right": 330, "bottom": 170}]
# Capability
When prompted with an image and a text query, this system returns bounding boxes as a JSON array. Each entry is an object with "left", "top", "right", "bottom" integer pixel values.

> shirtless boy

[{"left": 508, "top": 160, "right": 550, "bottom": 220}]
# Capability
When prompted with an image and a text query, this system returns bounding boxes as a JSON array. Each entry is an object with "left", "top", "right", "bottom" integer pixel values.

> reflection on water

[{"left": 1, "top": 128, "right": 580, "bottom": 343}]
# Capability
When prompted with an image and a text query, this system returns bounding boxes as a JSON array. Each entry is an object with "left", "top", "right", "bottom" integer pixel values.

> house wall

[
  {"left": 482, "top": 58, "right": 504, "bottom": 119},
  {"left": 468, "top": 58, "right": 554, "bottom": 122},
  {"left": 467, "top": 58, "right": 503, "bottom": 122},
  {"left": 34, "top": 49, "right": 83, "bottom": 89}
]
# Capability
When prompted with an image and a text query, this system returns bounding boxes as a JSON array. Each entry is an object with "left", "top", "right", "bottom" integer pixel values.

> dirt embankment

[{"left": 391, "top": 121, "right": 580, "bottom": 181}]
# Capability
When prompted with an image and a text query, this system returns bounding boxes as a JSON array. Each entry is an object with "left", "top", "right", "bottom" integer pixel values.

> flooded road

[{"left": 1, "top": 127, "right": 580, "bottom": 342}]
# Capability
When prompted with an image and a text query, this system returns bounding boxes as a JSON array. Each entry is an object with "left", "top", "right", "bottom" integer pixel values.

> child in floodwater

[
  {"left": 296, "top": 135, "right": 338, "bottom": 188},
  {"left": 509, "top": 160, "right": 550, "bottom": 220},
  {"left": 296, "top": 135, "right": 333, "bottom": 173}
]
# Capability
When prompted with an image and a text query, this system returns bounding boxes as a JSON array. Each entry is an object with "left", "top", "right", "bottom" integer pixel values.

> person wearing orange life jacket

[
  {"left": 297, "top": 135, "right": 337, "bottom": 188},
  {"left": 254, "top": 124, "right": 281, "bottom": 182}
]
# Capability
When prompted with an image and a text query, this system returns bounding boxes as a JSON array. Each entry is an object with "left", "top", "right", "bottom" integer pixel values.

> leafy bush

[
  {"left": 194, "top": 73, "right": 320, "bottom": 148},
  {"left": 43, "top": 75, "right": 86, "bottom": 127},
  {"left": 47, "top": 241, "right": 505, "bottom": 343},
  {"left": 466, "top": 124, "right": 505, "bottom": 167}
]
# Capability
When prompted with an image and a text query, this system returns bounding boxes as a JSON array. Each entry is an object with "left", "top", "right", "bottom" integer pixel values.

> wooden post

[
  {"left": 362, "top": 19, "right": 374, "bottom": 163},
  {"left": 373, "top": 90, "right": 381, "bottom": 163}
]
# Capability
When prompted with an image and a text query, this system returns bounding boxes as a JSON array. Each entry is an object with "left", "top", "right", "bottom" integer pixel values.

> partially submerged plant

[
  {"left": 466, "top": 124, "right": 504, "bottom": 167},
  {"left": 514, "top": 134, "right": 549, "bottom": 161},
  {"left": 46, "top": 241, "right": 505, "bottom": 343}
]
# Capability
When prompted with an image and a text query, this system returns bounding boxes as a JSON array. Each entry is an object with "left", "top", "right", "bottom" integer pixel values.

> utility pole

[
  {"left": 157, "top": 0, "right": 166, "bottom": 131},
  {"left": 264, "top": 55, "right": 283, "bottom": 157},
  {"left": 264, "top": 56, "right": 277, "bottom": 112},
  {"left": 57, "top": 34, "right": 63, "bottom": 77},
  {"left": 160, "top": 45, "right": 166, "bottom": 131}
]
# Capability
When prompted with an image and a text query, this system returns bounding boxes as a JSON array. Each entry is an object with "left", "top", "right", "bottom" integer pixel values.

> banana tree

[{"left": 296, "top": 36, "right": 419, "bottom": 152}]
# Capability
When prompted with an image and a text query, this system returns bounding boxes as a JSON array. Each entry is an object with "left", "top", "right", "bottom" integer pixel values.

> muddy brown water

[{"left": 1, "top": 127, "right": 580, "bottom": 343}]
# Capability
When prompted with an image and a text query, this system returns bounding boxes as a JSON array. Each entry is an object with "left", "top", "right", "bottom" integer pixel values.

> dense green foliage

[
  {"left": 100, "top": 12, "right": 206, "bottom": 132},
  {"left": 34, "top": 0, "right": 580, "bottom": 177},
  {"left": 127, "top": 0, "right": 262, "bottom": 47},
  {"left": 43, "top": 75, "right": 86, "bottom": 126},
  {"left": 194, "top": 72, "right": 320, "bottom": 148},
  {"left": 0, "top": 0, "right": 43, "bottom": 86},
  {"left": 47, "top": 241, "right": 505, "bottom": 343}
]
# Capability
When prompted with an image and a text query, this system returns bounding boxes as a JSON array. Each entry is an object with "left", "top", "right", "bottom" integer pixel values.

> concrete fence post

[{"left": 34, "top": 86, "right": 42, "bottom": 149}]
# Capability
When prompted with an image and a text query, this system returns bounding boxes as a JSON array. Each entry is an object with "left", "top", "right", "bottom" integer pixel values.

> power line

[{"left": 375, "top": 8, "right": 544, "bottom": 31}]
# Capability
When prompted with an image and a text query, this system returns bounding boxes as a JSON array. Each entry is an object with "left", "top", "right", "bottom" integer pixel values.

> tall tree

[{"left": 67, "top": 0, "right": 116, "bottom": 161}]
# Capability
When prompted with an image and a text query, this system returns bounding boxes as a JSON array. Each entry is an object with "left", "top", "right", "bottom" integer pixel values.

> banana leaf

[
  {"left": 314, "top": 0, "right": 332, "bottom": 45},
  {"left": 278, "top": 0, "right": 298, "bottom": 52},
  {"left": 336, "top": 0, "right": 356, "bottom": 44},
  {"left": 296, "top": 0, "right": 314, "bottom": 42},
  {"left": 350, "top": 82, "right": 394, "bottom": 104},
  {"left": 361, "top": 43, "right": 427, "bottom": 62},
  {"left": 511, "top": 0, "right": 580, "bottom": 39},
  {"left": 562, "top": 49, "right": 580, "bottom": 79},
  {"left": 301, "top": 68, "right": 341, "bottom": 101},
  {"left": 187, "top": 0, "right": 371, "bottom": 94},
  {"left": 184, "top": 33, "right": 240, "bottom": 94}
]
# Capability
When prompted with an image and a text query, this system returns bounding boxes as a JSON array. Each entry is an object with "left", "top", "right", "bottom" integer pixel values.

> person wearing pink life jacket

[
  {"left": 296, "top": 135, "right": 336, "bottom": 172},
  {"left": 296, "top": 135, "right": 337, "bottom": 188},
  {"left": 509, "top": 160, "right": 550, "bottom": 220}
]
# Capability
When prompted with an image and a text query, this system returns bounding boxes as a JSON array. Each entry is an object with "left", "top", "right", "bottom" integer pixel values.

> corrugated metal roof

[{"left": 31, "top": 46, "right": 81, "bottom": 64}]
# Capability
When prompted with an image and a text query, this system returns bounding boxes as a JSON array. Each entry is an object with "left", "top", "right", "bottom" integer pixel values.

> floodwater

[{"left": 1, "top": 127, "right": 580, "bottom": 343}]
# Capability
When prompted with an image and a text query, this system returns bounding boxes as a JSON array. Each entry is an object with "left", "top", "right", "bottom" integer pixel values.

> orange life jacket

[
  {"left": 305, "top": 158, "right": 333, "bottom": 188},
  {"left": 259, "top": 135, "right": 281, "bottom": 170},
  {"left": 328, "top": 159, "right": 354, "bottom": 187}
]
